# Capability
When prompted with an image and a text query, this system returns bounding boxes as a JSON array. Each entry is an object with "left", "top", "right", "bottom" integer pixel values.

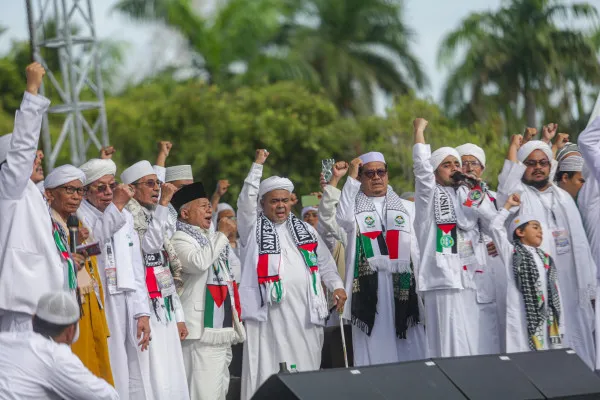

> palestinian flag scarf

[
  {"left": 354, "top": 190, "right": 411, "bottom": 273},
  {"left": 256, "top": 213, "right": 328, "bottom": 319},
  {"left": 513, "top": 242, "right": 562, "bottom": 351},
  {"left": 51, "top": 218, "right": 77, "bottom": 291},
  {"left": 434, "top": 185, "right": 459, "bottom": 256}
]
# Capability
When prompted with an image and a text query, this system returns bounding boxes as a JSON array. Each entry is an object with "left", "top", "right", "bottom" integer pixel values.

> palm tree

[{"left": 439, "top": 0, "right": 600, "bottom": 129}]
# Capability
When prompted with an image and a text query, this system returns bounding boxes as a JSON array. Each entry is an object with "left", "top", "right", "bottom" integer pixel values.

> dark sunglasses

[
  {"left": 134, "top": 179, "right": 162, "bottom": 188},
  {"left": 363, "top": 169, "right": 387, "bottom": 179},
  {"left": 524, "top": 160, "right": 550, "bottom": 168},
  {"left": 89, "top": 182, "right": 118, "bottom": 193}
]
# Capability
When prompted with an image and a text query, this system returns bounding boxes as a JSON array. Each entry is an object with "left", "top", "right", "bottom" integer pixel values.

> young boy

[{"left": 484, "top": 193, "right": 563, "bottom": 353}]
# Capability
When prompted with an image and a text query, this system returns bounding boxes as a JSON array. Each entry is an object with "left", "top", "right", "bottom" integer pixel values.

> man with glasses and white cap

[
  {"left": 78, "top": 157, "right": 152, "bottom": 400},
  {"left": 499, "top": 128, "right": 596, "bottom": 369},
  {"left": 122, "top": 160, "right": 190, "bottom": 399},
  {"left": 336, "top": 151, "right": 425, "bottom": 366},
  {"left": 0, "top": 291, "right": 118, "bottom": 399},
  {"left": 412, "top": 118, "right": 486, "bottom": 358},
  {"left": 238, "top": 149, "right": 346, "bottom": 400}
]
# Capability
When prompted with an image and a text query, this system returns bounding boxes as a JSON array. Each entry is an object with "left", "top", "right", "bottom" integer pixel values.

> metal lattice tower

[{"left": 25, "top": 0, "right": 109, "bottom": 169}]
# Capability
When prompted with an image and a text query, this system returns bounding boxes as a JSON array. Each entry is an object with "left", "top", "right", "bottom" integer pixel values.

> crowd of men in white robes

[{"left": 2, "top": 62, "right": 600, "bottom": 400}]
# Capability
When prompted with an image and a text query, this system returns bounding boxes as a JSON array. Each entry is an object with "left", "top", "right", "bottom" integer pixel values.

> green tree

[{"left": 438, "top": 0, "right": 600, "bottom": 130}]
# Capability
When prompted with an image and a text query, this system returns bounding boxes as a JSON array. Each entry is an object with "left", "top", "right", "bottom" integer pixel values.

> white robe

[
  {"left": 413, "top": 143, "right": 491, "bottom": 358},
  {"left": 498, "top": 159, "right": 596, "bottom": 369},
  {"left": 336, "top": 177, "right": 426, "bottom": 365},
  {"left": 0, "top": 331, "right": 118, "bottom": 400},
  {"left": 237, "top": 162, "right": 344, "bottom": 400},
  {"left": 577, "top": 116, "right": 600, "bottom": 369},
  {"left": 0, "top": 92, "right": 61, "bottom": 329},
  {"left": 77, "top": 201, "right": 152, "bottom": 400}
]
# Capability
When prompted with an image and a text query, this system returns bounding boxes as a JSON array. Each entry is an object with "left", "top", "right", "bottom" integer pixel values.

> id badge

[
  {"left": 553, "top": 228, "right": 571, "bottom": 255},
  {"left": 144, "top": 253, "right": 163, "bottom": 268},
  {"left": 155, "top": 267, "right": 176, "bottom": 297},
  {"left": 458, "top": 237, "right": 475, "bottom": 260},
  {"left": 106, "top": 268, "right": 118, "bottom": 295}
]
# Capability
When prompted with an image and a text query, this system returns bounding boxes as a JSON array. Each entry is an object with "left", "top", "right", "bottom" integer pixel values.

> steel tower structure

[{"left": 25, "top": 0, "right": 109, "bottom": 169}]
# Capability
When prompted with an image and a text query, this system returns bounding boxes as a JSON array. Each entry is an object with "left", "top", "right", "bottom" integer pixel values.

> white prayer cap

[
  {"left": 44, "top": 165, "right": 86, "bottom": 189},
  {"left": 36, "top": 291, "right": 80, "bottom": 325},
  {"left": 558, "top": 155, "right": 584, "bottom": 172},
  {"left": 301, "top": 206, "right": 318, "bottom": 218},
  {"left": 456, "top": 143, "right": 486, "bottom": 167},
  {"left": 79, "top": 158, "right": 117, "bottom": 185},
  {"left": 430, "top": 147, "right": 462, "bottom": 171},
  {"left": 517, "top": 140, "right": 552, "bottom": 163},
  {"left": 258, "top": 176, "right": 294, "bottom": 200},
  {"left": 165, "top": 165, "right": 193, "bottom": 182},
  {"left": 0, "top": 133, "right": 12, "bottom": 164},
  {"left": 509, "top": 214, "right": 539, "bottom": 237},
  {"left": 121, "top": 160, "right": 154, "bottom": 184},
  {"left": 217, "top": 203, "right": 235, "bottom": 216},
  {"left": 359, "top": 152, "right": 386, "bottom": 165},
  {"left": 556, "top": 143, "right": 580, "bottom": 163}
]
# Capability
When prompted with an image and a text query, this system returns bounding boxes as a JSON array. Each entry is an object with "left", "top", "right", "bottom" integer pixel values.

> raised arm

[
  {"left": 237, "top": 149, "right": 267, "bottom": 246},
  {"left": 579, "top": 116, "right": 600, "bottom": 184},
  {"left": 486, "top": 194, "right": 520, "bottom": 266},
  {"left": 496, "top": 135, "right": 526, "bottom": 207},
  {"left": 412, "top": 118, "right": 435, "bottom": 213},
  {"left": 335, "top": 158, "right": 361, "bottom": 233},
  {"left": 0, "top": 63, "right": 50, "bottom": 200}
]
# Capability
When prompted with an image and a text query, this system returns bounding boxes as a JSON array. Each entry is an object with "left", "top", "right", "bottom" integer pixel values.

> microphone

[
  {"left": 452, "top": 172, "right": 479, "bottom": 187},
  {"left": 67, "top": 215, "right": 79, "bottom": 254}
]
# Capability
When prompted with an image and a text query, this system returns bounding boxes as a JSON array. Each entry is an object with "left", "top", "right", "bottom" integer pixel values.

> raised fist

[
  {"left": 158, "top": 141, "right": 172, "bottom": 157},
  {"left": 215, "top": 180, "right": 230, "bottom": 197},
  {"left": 413, "top": 118, "right": 428, "bottom": 132},
  {"left": 26, "top": 62, "right": 46, "bottom": 96},
  {"left": 159, "top": 183, "right": 178, "bottom": 206},
  {"left": 255, "top": 149, "right": 269, "bottom": 165},
  {"left": 100, "top": 146, "right": 115, "bottom": 160},
  {"left": 505, "top": 193, "right": 521, "bottom": 209},
  {"left": 113, "top": 183, "right": 134, "bottom": 210},
  {"left": 523, "top": 127, "right": 537, "bottom": 144},
  {"left": 542, "top": 123, "right": 558, "bottom": 143},
  {"left": 348, "top": 158, "right": 363, "bottom": 180},
  {"left": 554, "top": 133, "right": 569, "bottom": 150},
  {"left": 332, "top": 161, "right": 349, "bottom": 179},
  {"left": 77, "top": 226, "right": 90, "bottom": 245},
  {"left": 218, "top": 217, "right": 236, "bottom": 237},
  {"left": 510, "top": 134, "right": 523, "bottom": 149}
]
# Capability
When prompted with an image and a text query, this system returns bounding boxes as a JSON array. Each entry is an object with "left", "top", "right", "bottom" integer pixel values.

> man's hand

[
  {"left": 71, "top": 253, "right": 86, "bottom": 271},
  {"left": 413, "top": 118, "right": 428, "bottom": 144},
  {"left": 333, "top": 288, "right": 348, "bottom": 313},
  {"left": 541, "top": 123, "right": 558, "bottom": 144},
  {"left": 25, "top": 62, "right": 45, "bottom": 96},
  {"left": 215, "top": 180, "right": 230, "bottom": 197},
  {"left": 504, "top": 193, "right": 521, "bottom": 210},
  {"left": 255, "top": 149, "right": 269, "bottom": 165},
  {"left": 77, "top": 227, "right": 90, "bottom": 245},
  {"left": 100, "top": 146, "right": 115, "bottom": 160},
  {"left": 155, "top": 141, "right": 172, "bottom": 167},
  {"left": 177, "top": 322, "right": 189, "bottom": 341},
  {"left": 136, "top": 316, "right": 151, "bottom": 351},
  {"left": 159, "top": 183, "right": 177, "bottom": 206},
  {"left": 510, "top": 134, "right": 523, "bottom": 149},
  {"left": 523, "top": 127, "right": 537, "bottom": 144},
  {"left": 348, "top": 158, "right": 362, "bottom": 180},
  {"left": 112, "top": 184, "right": 134, "bottom": 211},
  {"left": 218, "top": 218, "right": 236, "bottom": 237},
  {"left": 553, "top": 133, "right": 569, "bottom": 151},
  {"left": 290, "top": 193, "right": 298, "bottom": 207},
  {"left": 320, "top": 173, "right": 328, "bottom": 189}
]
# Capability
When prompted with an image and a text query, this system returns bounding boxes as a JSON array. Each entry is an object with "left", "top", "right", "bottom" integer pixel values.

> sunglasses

[
  {"left": 90, "top": 182, "right": 118, "bottom": 193},
  {"left": 134, "top": 179, "right": 162, "bottom": 188},
  {"left": 524, "top": 160, "right": 550, "bottom": 168},
  {"left": 363, "top": 169, "right": 387, "bottom": 179}
]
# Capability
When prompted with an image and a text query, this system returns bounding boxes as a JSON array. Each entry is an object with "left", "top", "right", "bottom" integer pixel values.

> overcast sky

[{"left": 0, "top": 0, "right": 589, "bottom": 104}]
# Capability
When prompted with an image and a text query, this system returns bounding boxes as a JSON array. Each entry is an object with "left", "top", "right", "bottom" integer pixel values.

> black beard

[{"left": 522, "top": 177, "right": 549, "bottom": 190}]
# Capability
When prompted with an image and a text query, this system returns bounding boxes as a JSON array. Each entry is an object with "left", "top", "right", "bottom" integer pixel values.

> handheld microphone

[
  {"left": 67, "top": 215, "right": 79, "bottom": 254},
  {"left": 452, "top": 172, "right": 479, "bottom": 187}
]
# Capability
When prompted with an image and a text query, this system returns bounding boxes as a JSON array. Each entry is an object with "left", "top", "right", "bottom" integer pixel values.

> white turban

[
  {"left": 456, "top": 143, "right": 486, "bottom": 167},
  {"left": 301, "top": 206, "right": 318, "bottom": 218},
  {"left": 359, "top": 152, "right": 386, "bottom": 165},
  {"left": 509, "top": 214, "right": 539, "bottom": 238},
  {"left": 217, "top": 203, "right": 235, "bottom": 216},
  {"left": 517, "top": 140, "right": 552, "bottom": 163},
  {"left": 558, "top": 155, "right": 584, "bottom": 172},
  {"left": 430, "top": 147, "right": 462, "bottom": 171},
  {"left": 258, "top": 176, "right": 294, "bottom": 201},
  {"left": 121, "top": 160, "right": 154, "bottom": 184},
  {"left": 0, "top": 133, "right": 12, "bottom": 164},
  {"left": 165, "top": 165, "right": 193, "bottom": 183},
  {"left": 44, "top": 165, "right": 86, "bottom": 189},
  {"left": 79, "top": 158, "right": 117, "bottom": 185},
  {"left": 36, "top": 291, "right": 80, "bottom": 325}
]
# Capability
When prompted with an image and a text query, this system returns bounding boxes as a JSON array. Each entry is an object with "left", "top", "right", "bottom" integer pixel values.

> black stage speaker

[
  {"left": 251, "top": 360, "right": 467, "bottom": 400},
  {"left": 433, "top": 354, "right": 545, "bottom": 400},
  {"left": 509, "top": 349, "right": 600, "bottom": 399}
]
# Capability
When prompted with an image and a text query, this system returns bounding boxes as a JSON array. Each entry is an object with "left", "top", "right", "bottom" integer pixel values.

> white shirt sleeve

[
  {"left": 130, "top": 229, "right": 151, "bottom": 318},
  {"left": 335, "top": 177, "right": 361, "bottom": 233},
  {"left": 237, "top": 163, "right": 263, "bottom": 248},
  {"left": 412, "top": 143, "right": 436, "bottom": 242},
  {"left": 318, "top": 185, "right": 346, "bottom": 247},
  {"left": 49, "top": 344, "right": 119, "bottom": 400},
  {"left": 315, "top": 230, "right": 344, "bottom": 291},
  {"left": 141, "top": 205, "right": 169, "bottom": 254},
  {"left": 0, "top": 92, "right": 50, "bottom": 200},
  {"left": 579, "top": 116, "right": 600, "bottom": 184},
  {"left": 87, "top": 203, "right": 127, "bottom": 243},
  {"left": 172, "top": 232, "right": 230, "bottom": 274}
]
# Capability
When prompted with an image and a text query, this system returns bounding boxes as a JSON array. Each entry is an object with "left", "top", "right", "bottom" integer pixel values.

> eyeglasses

[
  {"left": 134, "top": 179, "right": 162, "bottom": 188},
  {"left": 90, "top": 182, "right": 118, "bottom": 193},
  {"left": 462, "top": 161, "right": 482, "bottom": 168},
  {"left": 60, "top": 186, "right": 87, "bottom": 195},
  {"left": 363, "top": 169, "right": 387, "bottom": 179},
  {"left": 524, "top": 159, "right": 550, "bottom": 168},
  {"left": 303, "top": 212, "right": 318, "bottom": 218}
]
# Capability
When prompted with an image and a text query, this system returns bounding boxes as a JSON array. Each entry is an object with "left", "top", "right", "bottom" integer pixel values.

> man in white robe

[
  {"left": 238, "top": 149, "right": 346, "bottom": 400},
  {"left": 455, "top": 143, "right": 502, "bottom": 354},
  {"left": 122, "top": 160, "right": 190, "bottom": 399},
  {"left": 0, "top": 63, "right": 64, "bottom": 333},
  {"left": 336, "top": 152, "right": 426, "bottom": 365},
  {"left": 498, "top": 135, "right": 596, "bottom": 369},
  {"left": 171, "top": 182, "right": 245, "bottom": 400},
  {"left": 412, "top": 118, "right": 485, "bottom": 358},
  {"left": 0, "top": 292, "right": 118, "bottom": 400},
  {"left": 577, "top": 115, "right": 600, "bottom": 370},
  {"left": 78, "top": 158, "right": 153, "bottom": 400}
]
